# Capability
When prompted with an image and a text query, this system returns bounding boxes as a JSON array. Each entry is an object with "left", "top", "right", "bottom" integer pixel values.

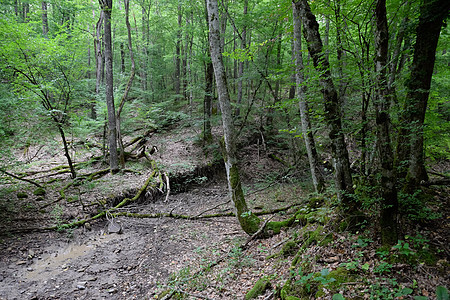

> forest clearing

[{"left": 0, "top": 0, "right": 449, "bottom": 299}]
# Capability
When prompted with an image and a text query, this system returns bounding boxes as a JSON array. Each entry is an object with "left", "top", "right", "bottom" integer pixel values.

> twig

[
  {"left": 0, "top": 168, "right": 43, "bottom": 188},
  {"left": 164, "top": 172, "right": 170, "bottom": 202},
  {"left": 171, "top": 288, "right": 214, "bottom": 300},
  {"left": 242, "top": 215, "right": 274, "bottom": 249},
  {"left": 271, "top": 237, "right": 292, "bottom": 250},
  {"left": 195, "top": 200, "right": 231, "bottom": 217},
  {"left": 428, "top": 171, "right": 450, "bottom": 179}
]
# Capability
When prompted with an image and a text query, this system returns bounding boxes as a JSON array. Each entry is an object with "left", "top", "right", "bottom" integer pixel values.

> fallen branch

[
  {"left": 195, "top": 200, "right": 231, "bottom": 217},
  {"left": 160, "top": 287, "right": 213, "bottom": 300},
  {"left": 56, "top": 161, "right": 161, "bottom": 230},
  {"left": 421, "top": 179, "right": 450, "bottom": 187},
  {"left": 242, "top": 215, "right": 274, "bottom": 249},
  {"left": 428, "top": 171, "right": 450, "bottom": 179},
  {"left": 0, "top": 168, "right": 43, "bottom": 188}
]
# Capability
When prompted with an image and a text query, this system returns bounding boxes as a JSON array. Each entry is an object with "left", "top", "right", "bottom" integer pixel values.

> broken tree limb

[
  {"left": 0, "top": 168, "right": 43, "bottom": 188},
  {"left": 56, "top": 161, "right": 161, "bottom": 230},
  {"left": 242, "top": 215, "right": 274, "bottom": 249}
]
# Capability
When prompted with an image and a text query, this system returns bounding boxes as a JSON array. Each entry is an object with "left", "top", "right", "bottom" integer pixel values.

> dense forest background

[{"left": 0, "top": 0, "right": 449, "bottom": 299}]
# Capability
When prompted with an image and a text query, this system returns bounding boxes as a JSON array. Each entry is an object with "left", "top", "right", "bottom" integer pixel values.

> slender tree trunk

[
  {"left": 116, "top": 0, "right": 136, "bottom": 169},
  {"left": 99, "top": 0, "right": 119, "bottom": 173},
  {"left": 295, "top": 0, "right": 356, "bottom": 217},
  {"left": 203, "top": 0, "right": 213, "bottom": 144},
  {"left": 235, "top": 0, "right": 248, "bottom": 118},
  {"left": 204, "top": 60, "right": 214, "bottom": 144},
  {"left": 141, "top": 7, "right": 149, "bottom": 91},
  {"left": 374, "top": 0, "right": 398, "bottom": 245},
  {"left": 292, "top": 2, "right": 325, "bottom": 194},
  {"left": 207, "top": 0, "right": 260, "bottom": 235},
  {"left": 120, "top": 43, "right": 125, "bottom": 74},
  {"left": 14, "top": 0, "right": 18, "bottom": 18},
  {"left": 174, "top": 4, "right": 182, "bottom": 96},
  {"left": 401, "top": 0, "right": 449, "bottom": 191},
  {"left": 41, "top": 1, "right": 48, "bottom": 36},
  {"left": 56, "top": 122, "right": 76, "bottom": 179},
  {"left": 94, "top": 10, "right": 104, "bottom": 120}
]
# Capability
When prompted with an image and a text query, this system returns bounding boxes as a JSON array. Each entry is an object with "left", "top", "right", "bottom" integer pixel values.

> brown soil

[
  {"left": 0, "top": 126, "right": 448, "bottom": 300},
  {"left": 0, "top": 126, "right": 298, "bottom": 299}
]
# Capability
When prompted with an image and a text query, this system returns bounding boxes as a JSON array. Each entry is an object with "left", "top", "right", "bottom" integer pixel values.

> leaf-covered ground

[{"left": 0, "top": 126, "right": 448, "bottom": 299}]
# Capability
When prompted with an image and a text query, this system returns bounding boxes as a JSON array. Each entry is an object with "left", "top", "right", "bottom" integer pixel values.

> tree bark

[
  {"left": 174, "top": 4, "right": 182, "bottom": 96},
  {"left": 401, "top": 0, "right": 450, "bottom": 191},
  {"left": 235, "top": 0, "right": 248, "bottom": 118},
  {"left": 374, "top": 0, "right": 398, "bottom": 245},
  {"left": 116, "top": 0, "right": 136, "bottom": 169},
  {"left": 292, "top": 1, "right": 325, "bottom": 194},
  {"left": 41, "top": 1, "right": 48, "bottom": 36},
  {"left": 95, "top": 10, "right": 104, "bottom": 96},
  {"left": 295, "top": 0, "right": 355, "bottom": 215},
  {"left": 207, "top": 0, "right": 260, "bottom": 235},
  {"left": 99, "top": 0, "right": 119, "bottom": 173}
]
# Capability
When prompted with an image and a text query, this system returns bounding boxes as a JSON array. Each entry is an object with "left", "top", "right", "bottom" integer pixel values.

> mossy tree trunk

[
  {"left": 374, "top": 0, "right": 398, "bottom": 245},
  {"left": 206, "top": 0, "right": 260, "bottom": 235},
  {"left": 292, "top": 2, "right": 325, "bottom": 194},
  {"left": 294, "top": 0, "right": 356, "bottom": 217},
  {"left": 99, "top": 0, "right": 119, "bottom": 173},
  {"left": 400, "top": 0, "right": 450, "bottom": 192}
]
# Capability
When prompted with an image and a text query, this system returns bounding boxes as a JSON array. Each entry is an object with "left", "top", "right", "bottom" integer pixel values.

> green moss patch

[
  {"left": 33, "top": 187, "right": 46, "bottom": 196},
  {"left": 245, "top": 277, "right": 271, "bottom": 299}
]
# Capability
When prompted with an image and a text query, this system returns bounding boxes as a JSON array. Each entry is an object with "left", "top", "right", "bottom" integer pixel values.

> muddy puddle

[{"left": 0, "top": 182, "right": 245, "bottom": 300}]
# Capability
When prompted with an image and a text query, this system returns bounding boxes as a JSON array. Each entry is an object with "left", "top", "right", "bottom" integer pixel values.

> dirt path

[{"left": 0, "top": 180, "right": 251, "bottom": 300}]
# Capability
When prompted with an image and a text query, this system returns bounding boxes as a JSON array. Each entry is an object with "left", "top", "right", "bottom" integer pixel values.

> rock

[
  {"left": 17, "top": 261, "right": 27, "bottom": 265},
  {"left": 107, "top": 220, "right": 123, "bottom": 234},
  {"left": 76, "top": 284, "right": 86, "bottom": 290},
  {"left": 108, "top": 288, "right": 118, "bottom": 294},
  {"left": 27, "top": 267, "right": 33, "bottom": 271},
  {"left": 85, "top": 276, "right": 97, "bottom": 282}
]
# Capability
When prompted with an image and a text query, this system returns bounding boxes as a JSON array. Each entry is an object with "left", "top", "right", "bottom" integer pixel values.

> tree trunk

[
  {"left": 99, "top": 0, "right": 119, "bottom": 173},
  {"left": 374, "top": 0, "right": 398, "bottom": 245},
  {"left": 41, "top": 1, "right": 48, "bottom": 36},
  {"left": 95, "top": 10, "right": 104, "bottom": 96},
  {"left": 116, "top": 0, "right": 136, "bottom": 169},
  {"left": 120, "top": 43, "right": 125, "bottom": 74},
  {"left": 174, "top": 4, "right": 182, "bottom": 96},
  {"left": 203, "top": 0, "right": 213, "bottom": 144},
  {"left": 235, "top": 0, "right": 247, "bottom": 118},
  {"left": 292, "top": 2, "right": 325, "bottom": 194},
  {"left": 141, "top": 7, "right": 149, "bottom": 92},
  {"left": 295, "top": 0, "right": 356, "bottom": 217},
  {"left": 402, "top": 0, "right": 449, "bottom": 191},
  {"left": 207, "top": 0, "right": 260, "bottom": 235},
  {"left": 56, "top": 122, "right": 76, "bottom": 179}
]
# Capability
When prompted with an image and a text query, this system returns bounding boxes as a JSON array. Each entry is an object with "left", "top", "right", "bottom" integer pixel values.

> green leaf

[
  {"left": 414, "top": 296, "right": 428, "bottom": 300},
  {"left": 320, "top": 268, "right": 330, "bottom": 276},
  {"left": 402, "top": 288, "right": 413, "bottom": 295},
  {"left": 332, "top": 294, "right": 345, "bottom": 300},
  {"left": 437, "top": 286, "right": 449, "bottom": 300},
  {"left": 361, "top": 263, "right": 370, "bottom": 271}
]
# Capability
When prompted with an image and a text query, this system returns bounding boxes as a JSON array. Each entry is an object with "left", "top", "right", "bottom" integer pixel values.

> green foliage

[
  {"left": 436, "top": 286, "right": 449, "bottom": 300},
  {"left": 245, "top": 277, "right": 271, "bottom": 300},
  {"left": 398, "top": 190, "right": 441, "bottom": 221},
  {"left": 369, "top": 277, "right": 413, "bottom": 299}
]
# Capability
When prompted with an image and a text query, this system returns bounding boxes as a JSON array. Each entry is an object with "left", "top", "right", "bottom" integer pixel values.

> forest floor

[{"left": 0, "top": 124, "right": 448, "bottom": 299}]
